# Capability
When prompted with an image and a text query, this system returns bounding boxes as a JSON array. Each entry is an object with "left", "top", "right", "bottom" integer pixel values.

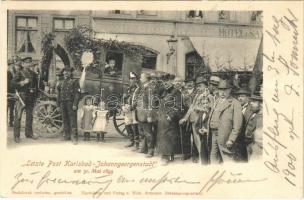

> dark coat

[
  {"left": 156, "top": 87, "right": 185, "bottom": 155},
  {"left": 12, "top": 68, "right": 39, "bottom": 102},
  {"left": 57, "top": 78, "right": 80, "bottom": 108},
  {"left": 207, "top": 96, "right": 243, "bottom": 147},
  {"left": 134, "top": 81, "right": 159, "bottom": 123}
]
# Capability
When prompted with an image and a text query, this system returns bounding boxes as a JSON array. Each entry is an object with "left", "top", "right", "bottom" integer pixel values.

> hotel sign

[{"left": 218, "top": 27, "right": 262, "bottom": 39}]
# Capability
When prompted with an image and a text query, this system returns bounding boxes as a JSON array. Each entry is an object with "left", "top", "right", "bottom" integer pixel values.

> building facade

[{"left": 7, "top": 10, "right": 262, "bottom": 81}]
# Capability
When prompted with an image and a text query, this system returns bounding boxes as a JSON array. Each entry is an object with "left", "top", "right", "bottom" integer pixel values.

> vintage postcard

[{"left": 0, "top": 1, "right": 303, "bottom": 198}]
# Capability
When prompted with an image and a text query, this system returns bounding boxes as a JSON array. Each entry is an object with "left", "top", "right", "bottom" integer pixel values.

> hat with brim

[
  {"left": 22, "top": 57, "right": 32, "bottom": 63},
  {"left": 195, "top": 76, "right": 208, "bottom": 85},
  {"left": 250, "top": 93, "right": 262, "bottom": 101},
  {"left": 218, "top": 80, "right": 232, "bottom": 89},
  {"left": 235, "top": 87, "right": 251, "bottom": 96},
  {"left": 209, "top": 76, "right": 221, "bottom": 86}
]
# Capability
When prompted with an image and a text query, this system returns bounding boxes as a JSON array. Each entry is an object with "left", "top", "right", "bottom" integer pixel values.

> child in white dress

[{"left": 92, "top": 100, "right": 108, "bottom": 141}]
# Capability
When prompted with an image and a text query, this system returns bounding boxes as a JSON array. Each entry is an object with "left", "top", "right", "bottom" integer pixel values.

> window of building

[
  {"left": 137, "top": 10, "right": 157, "bottom": 16},
  {"left": 142, "top": 50, "right": 157, "bottom": 70},
  {"left": 185, "top": 51, "right": 203, "bottom": 81},
  {"left": 219, "top": 11, "right": 230, "bottom": 21},
  {"left": 251, "top": 11, "right": 262, "bottom": 23},
  {"left": 188, "top": 10, "right": 203, "bottom": 19},
  {"left": 16, "top": 16, "right": 38, "bottom": 53},
  {"left": 53, "top": 18, "right": 75, "bottom": 31},
  {"left": 110, "top": 10, "right": 131, "bottom": 15}
]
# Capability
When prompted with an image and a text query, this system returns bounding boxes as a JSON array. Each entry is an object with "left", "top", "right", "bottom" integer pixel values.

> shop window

[
  {"left": 142, "top": 50, "right": 157, "bottom": 70},
  {"left": 105, "top": 51, "right": 123, "bottom": 76},
  {"left": 53, "top": 18, "right": 75, "bottom": 31},
  {"left": 188, "top": 10, "right": 203, "bottom": 19},
  {"left": 185, "top": 51, "right": 203, "bottom": 81},
  {"left": 16, "top": 16, "right": 38, "bottom": 53}
]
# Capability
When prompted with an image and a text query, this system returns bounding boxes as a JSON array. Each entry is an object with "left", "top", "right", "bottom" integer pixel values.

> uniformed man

[
  {"left": 123, "top": 72, "right": 140, "bottom": 150},
  {"left": 57, "top": 67, "right": 81, "bottom": 144},
  {"left": 208, "top": 79, "right": 243, "bottom": 164},
  {"left": 12, "top": 57, "right": 39, "bottom": 143}
]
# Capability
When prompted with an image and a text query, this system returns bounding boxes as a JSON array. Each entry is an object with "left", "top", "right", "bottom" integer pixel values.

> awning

[{"left": 189, "top": 37, "right": 261, "bottom": 71}]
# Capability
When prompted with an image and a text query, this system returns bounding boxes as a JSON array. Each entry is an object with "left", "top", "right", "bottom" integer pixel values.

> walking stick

[{"left": 179, "top": 124, "right": 184, "bottom": 157}]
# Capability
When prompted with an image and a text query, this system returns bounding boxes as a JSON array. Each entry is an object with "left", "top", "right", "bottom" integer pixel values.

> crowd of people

[
  {"left": 7, "top": 55, "right": 263, "bottom": 165},
  {"left": 122, "top": 71, "right": 263, "bottom": 165}
]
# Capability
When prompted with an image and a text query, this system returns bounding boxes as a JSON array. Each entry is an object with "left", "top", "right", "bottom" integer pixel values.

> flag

[{"left": 249, "top": 36, "right": 263, "bottom": 95}]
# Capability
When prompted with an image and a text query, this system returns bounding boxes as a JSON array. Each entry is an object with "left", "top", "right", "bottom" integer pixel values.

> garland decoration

[{"left": 64, "top": 25, "right": 148, "bottom": 71}]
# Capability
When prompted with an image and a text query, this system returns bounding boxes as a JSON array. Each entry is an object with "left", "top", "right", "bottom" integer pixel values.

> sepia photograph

[
  {"left": 6, "top": 10, "right": 263, "bottom": 165},
  {"left": 1, "top": 2, "right": 302, "bottom": 198}
]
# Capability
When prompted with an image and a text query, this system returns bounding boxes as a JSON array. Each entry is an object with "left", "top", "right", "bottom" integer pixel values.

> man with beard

[
  {"left": 12, "top": 57, "right": 39, "bottom": 143},
  {"left": 245, "top": 90, "right": 263, "bottom": 160},
  {"left": 233, "top": 87, "right": 252, "bottom": 162},
  {"left": 57, "top": 67, "right": 81, "bottom": 144}
]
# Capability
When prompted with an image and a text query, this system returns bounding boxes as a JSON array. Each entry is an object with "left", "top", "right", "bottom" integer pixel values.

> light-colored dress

[
  {"left": 80, "top": 105, "right": 96, "bottom": 132},
  {"left": 92, "top": 102, "right": 108, "bottom": 132}
]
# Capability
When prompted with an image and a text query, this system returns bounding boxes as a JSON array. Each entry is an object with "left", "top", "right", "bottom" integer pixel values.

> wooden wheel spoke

[
  {"left": 117, "top": 122, "right": 125, "bottom": 127},
  {"left": 52, "top": 114, "right": 62, "bottom": 118},
  {"left": 121, "top": 127, "right": 126, "bottom": 133},
  {"left": 49, "top": 108, "right": 59, "bottom": 117},
  {"left": 50, "top": 121, "right": 61, "bottom": 130}
]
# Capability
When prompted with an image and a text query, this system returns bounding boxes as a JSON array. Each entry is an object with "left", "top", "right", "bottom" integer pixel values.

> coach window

[
  {"left": 105, "top": 51, "right": 123, "bottom": 76},
  {"left": 16, "top": 16, "right": 38, "bottom": 53}
]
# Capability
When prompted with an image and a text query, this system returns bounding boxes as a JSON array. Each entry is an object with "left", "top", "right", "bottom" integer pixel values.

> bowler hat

[
  {"left": 209, "top": 76, "right": 221, "bottom": 86},
  {"left": 235, "top": 87, "right": 251, "bottom": 96},
  {"left": 21, "top": 56, "right": 32, "bottom": 63},
  {"left": 250, "top": 88, "right": 263, "bottom": 101},
  {"left": 217, "top": 79, "right": 232, "bottom": 89},
  {"left": 195, "top": 76, "right": 208, "bottom": 85}
]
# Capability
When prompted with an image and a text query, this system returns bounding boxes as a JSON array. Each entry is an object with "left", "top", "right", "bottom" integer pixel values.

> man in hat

[
  {"left": 57, "top": 67, "right": 81, "bottom": 144},
  {"left": 12, "top": 56, "right": 39, "bottom": 143},
  {"left": 179, "top": 75, "right": 208, "bottom": 162},
  {"left": 235, "top": 87, "right": 252, "bottom": 121},
  {"left": 233, "top": 87, "right": 252, "bottom": 162},
  {"left": 245, "top": 90, "right": 263, "bottom": 161},
  {"left": 157, "top": 80, "right": 185, "bottom": 165},
  {"left": 123, "top": 72, "right": 140, "bottom": 150},
  {"left": 208, "top": 79, "right": 243, "bottom": 164},
  {"left": 7, "top": 58, "right": 16, "bottom": 127},
  {"left": 133, "top": 72, "right": 158, "bottom": 157},
  {"left": 208, "top": 75, "right": 220, "bottom": 105}
]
